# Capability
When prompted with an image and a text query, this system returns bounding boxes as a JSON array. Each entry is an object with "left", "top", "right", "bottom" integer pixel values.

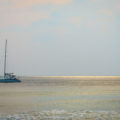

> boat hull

[{"left": 0, "top": 78, "right": 21, "bottom": 83}]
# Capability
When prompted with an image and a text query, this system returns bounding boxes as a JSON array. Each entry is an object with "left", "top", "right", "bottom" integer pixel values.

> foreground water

[{"left": 0, "top": 76, "right": 120, "bottom": 119}]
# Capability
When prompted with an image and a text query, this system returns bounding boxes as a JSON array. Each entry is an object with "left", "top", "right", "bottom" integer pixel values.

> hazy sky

[{"left": 0, "top": 0, "right": 120, "bottom": 76}]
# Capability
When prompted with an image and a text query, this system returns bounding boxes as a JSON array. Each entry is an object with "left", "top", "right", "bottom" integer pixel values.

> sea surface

[{"left": 0, "top": 76, "right": 120, "bottom": 120}]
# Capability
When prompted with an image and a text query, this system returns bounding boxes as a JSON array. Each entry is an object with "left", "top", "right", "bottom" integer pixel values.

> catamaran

[{"left": 0, "top": 40, "right": 21, "bottom": 82}]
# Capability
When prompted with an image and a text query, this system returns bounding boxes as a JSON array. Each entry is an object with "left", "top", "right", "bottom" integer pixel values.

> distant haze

[{"left": 0, "top": 0, "right": 120, "bottom": 76}]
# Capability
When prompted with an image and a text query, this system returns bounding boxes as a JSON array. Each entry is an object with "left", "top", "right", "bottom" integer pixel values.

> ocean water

[{"left": 0, "top": 76, "right": 120, "bottom": 119}]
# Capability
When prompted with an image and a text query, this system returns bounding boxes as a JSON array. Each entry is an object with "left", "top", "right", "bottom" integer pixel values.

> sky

[{"left": 0, "top": 0, "right": 120, "bottom": 76}]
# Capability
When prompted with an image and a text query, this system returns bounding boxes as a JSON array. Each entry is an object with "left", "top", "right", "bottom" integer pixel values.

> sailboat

[{"left": 0, "top": 40, "right": 21, "bottom": 83}]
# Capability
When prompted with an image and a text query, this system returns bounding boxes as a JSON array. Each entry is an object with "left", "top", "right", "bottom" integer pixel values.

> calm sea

[{"left": 0, "top": 76, "right": 120, "bottom": 119}]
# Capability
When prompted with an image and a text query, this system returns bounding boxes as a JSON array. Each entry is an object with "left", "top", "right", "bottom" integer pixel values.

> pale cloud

[
  {"left": 116, "top": 3, "right": 120, "bottom": 10},
  {"left": 100, "top": 8, "right": 114, "bottom": 16},
  {"left": 92, "top": 0, "right": 102, "bottom": 2},
  {"left": 100, "top": 2, "right": 120, "bottom": 17},
  {"left": 0, "top": 0, "right": 72, "bottom": 28},
  {"left": 92, "top": 0, "right": 120, "bottom": 17},
  {"left": 115, "top": 2, "right": 120, "bottom": 14},
  {"left": 70, "top": 17, "right": 83, "bottom": 26},
  {"left": 5, "top": 0, "right": 72, "bottom": 9},
  {"left": 87, "top": 19, "right": 111, "bottom": 31},
  {"left": 0, "top": 9, "right": 50, "bottom": 28}
]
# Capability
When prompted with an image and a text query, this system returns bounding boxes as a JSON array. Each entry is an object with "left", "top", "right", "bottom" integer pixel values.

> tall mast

[{"left": 4, "top": 40, "right": 7, "bottom": 78}]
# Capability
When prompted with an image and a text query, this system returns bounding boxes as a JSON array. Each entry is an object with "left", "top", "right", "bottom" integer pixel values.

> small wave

[
  {"left": 42, "top": 109, "right": 67, "bottom": 114},
  {"left": 0, "top": 110, "right": 120, "bottom": 120}
]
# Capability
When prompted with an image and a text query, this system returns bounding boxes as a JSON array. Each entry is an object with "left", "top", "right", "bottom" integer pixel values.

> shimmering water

[{"left": 0, "top": 76, "right": 120, "bottom": 119}]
